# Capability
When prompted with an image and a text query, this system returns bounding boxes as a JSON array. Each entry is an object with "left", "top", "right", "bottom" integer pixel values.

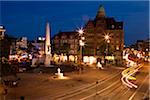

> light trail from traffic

[
  {"left": 128, "top": 75, "right": 149, "bottom": 100},
  {"left": 121, "top": 52, "right": 143, "bottom": 89}
]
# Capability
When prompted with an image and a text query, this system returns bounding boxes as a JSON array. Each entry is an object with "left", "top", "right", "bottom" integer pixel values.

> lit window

[
  {"left": 42, "top": 37, "right": 45, "bottom": 41},
  {"left": 119, "top": 26, "right": 122, "bottom": 28},
  {"left": 38, "top": 37, "right": 42, "bottom": 40},
  {"left": 0, "top": 26, "right": 3, "bottom": 28},
  {"left": 70, "top": 36, "right": 73, "bottom": 39},
  {"left": 116, "top": 46, "right": 119, "bottom": 50}
]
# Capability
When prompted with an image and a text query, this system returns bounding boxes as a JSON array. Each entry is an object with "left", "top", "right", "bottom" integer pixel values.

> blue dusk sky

[{"left": 0, "top": 1, "right": 149, "bottom": 46}]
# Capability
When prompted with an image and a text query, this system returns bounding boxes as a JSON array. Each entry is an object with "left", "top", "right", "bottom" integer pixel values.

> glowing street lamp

[
  {"left": 104, "top": 35, "right": 109, "bottom": 40},
  {"left": 81, "top": 36, "right": 85, "bottom": 40},
  {"left": 80, "top": 40, "right": 85, "bottom": 46},
  {"left": 78, "top": 28, "right": 84, "bottom": 36},
  {"left": 107, "top": 40, "right": 110, "bottom": 43},
  {"left": 77, "top": 28, "right": 85, "bottom": 63}
]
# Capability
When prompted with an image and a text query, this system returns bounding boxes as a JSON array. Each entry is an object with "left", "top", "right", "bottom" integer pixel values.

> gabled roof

[
  {"left": 105, "top": 17, "right": 116, "bottom": 23},
  {"left": 86, "top": 20, "right": 94, "bottom": 27}
]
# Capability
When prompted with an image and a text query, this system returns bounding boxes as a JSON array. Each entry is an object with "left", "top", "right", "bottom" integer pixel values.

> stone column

[{"left": 44, "top": 22, "right": 51, "bottom": 67}]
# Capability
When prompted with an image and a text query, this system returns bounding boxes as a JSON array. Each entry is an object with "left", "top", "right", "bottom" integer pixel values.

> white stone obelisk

[{"left": 44, "top": 22, "right": 51, "bottom": 67}]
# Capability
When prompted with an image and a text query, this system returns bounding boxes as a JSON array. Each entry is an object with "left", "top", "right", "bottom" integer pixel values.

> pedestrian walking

[{"left": 97, "top": 62, "right": 104, "bottom": 69}]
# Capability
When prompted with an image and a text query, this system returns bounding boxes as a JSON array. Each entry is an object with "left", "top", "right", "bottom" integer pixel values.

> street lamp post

[
  {"left": 77, "top": 28, "right": 85, "bottom": 64},
  {"left": 104, "top": 34, "right": 110, "bottom": 64},
  {"left": 80, "top": 43, "right": 83, "bottom": 63},
  {"left": 80, "top": 40, "right": 85, "bottom": 61},
  {"left": 106, "top": 39, "right": 110, "bottom": 56}
]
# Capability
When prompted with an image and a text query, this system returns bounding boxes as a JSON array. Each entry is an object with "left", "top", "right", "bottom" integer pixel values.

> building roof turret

[{"left": 96, "top": 5, "right": 105, "bottom": 18}]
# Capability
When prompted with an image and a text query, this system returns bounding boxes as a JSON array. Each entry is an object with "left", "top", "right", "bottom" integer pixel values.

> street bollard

[{"left": 96, "top": 81, "right": 99, "bottom": 95}]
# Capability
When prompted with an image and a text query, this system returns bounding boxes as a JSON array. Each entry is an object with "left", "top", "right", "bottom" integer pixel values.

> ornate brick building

[
  {"left": 52, "top": 5, "right": 124, "bottom": 63},
  {"left": 52, "top": 31, "right": 78, "bottom": 56},
  {"left": 83, "top": 5, "right": 124, "bottom": 62}
]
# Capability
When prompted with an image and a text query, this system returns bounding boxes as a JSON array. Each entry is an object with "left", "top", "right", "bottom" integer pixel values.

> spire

[{"left": 96, "top": 5, "right": 105, "bottom": 18}]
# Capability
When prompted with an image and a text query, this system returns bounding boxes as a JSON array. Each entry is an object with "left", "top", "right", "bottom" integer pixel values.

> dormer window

[
  {"left": 112, "top": 25, "right": 115, "bottom": 29},
  {"left": 55, "top": 36, "right": 59, "bottom": 39},
  {"left": 119, "top": 26, "right": 122, "bottom": 29}
]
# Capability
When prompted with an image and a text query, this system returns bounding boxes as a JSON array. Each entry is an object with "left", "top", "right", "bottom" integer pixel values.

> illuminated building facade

[
  {"left": 136, "top": 39, "right": 149, "bottom": 52},
  {"left": 129, "top": 39, "right": 149, "bottom": 52},
  {"left": 0, "top": 26, "right": 5, "bottom": 40},
  {"left": 52, "top": 31, "right": 78, "bottom": 56},
  {"left": 0, "top": 26, "right": 16, "bottom": 59},
  {"left": 52, "top": 5, "right": 124, "bottom": 63},
  {"left": 16, "top": 37, "right": 28, "bottom": 49},
  {"left": 31, "top": 37, "right": 45, "bottom": 56},
  {"left": 129, "top": 38, "right": 149, "bottom": 57},
  {"left": 84, "top": 5, "right": 124, "bottom": 63}
]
